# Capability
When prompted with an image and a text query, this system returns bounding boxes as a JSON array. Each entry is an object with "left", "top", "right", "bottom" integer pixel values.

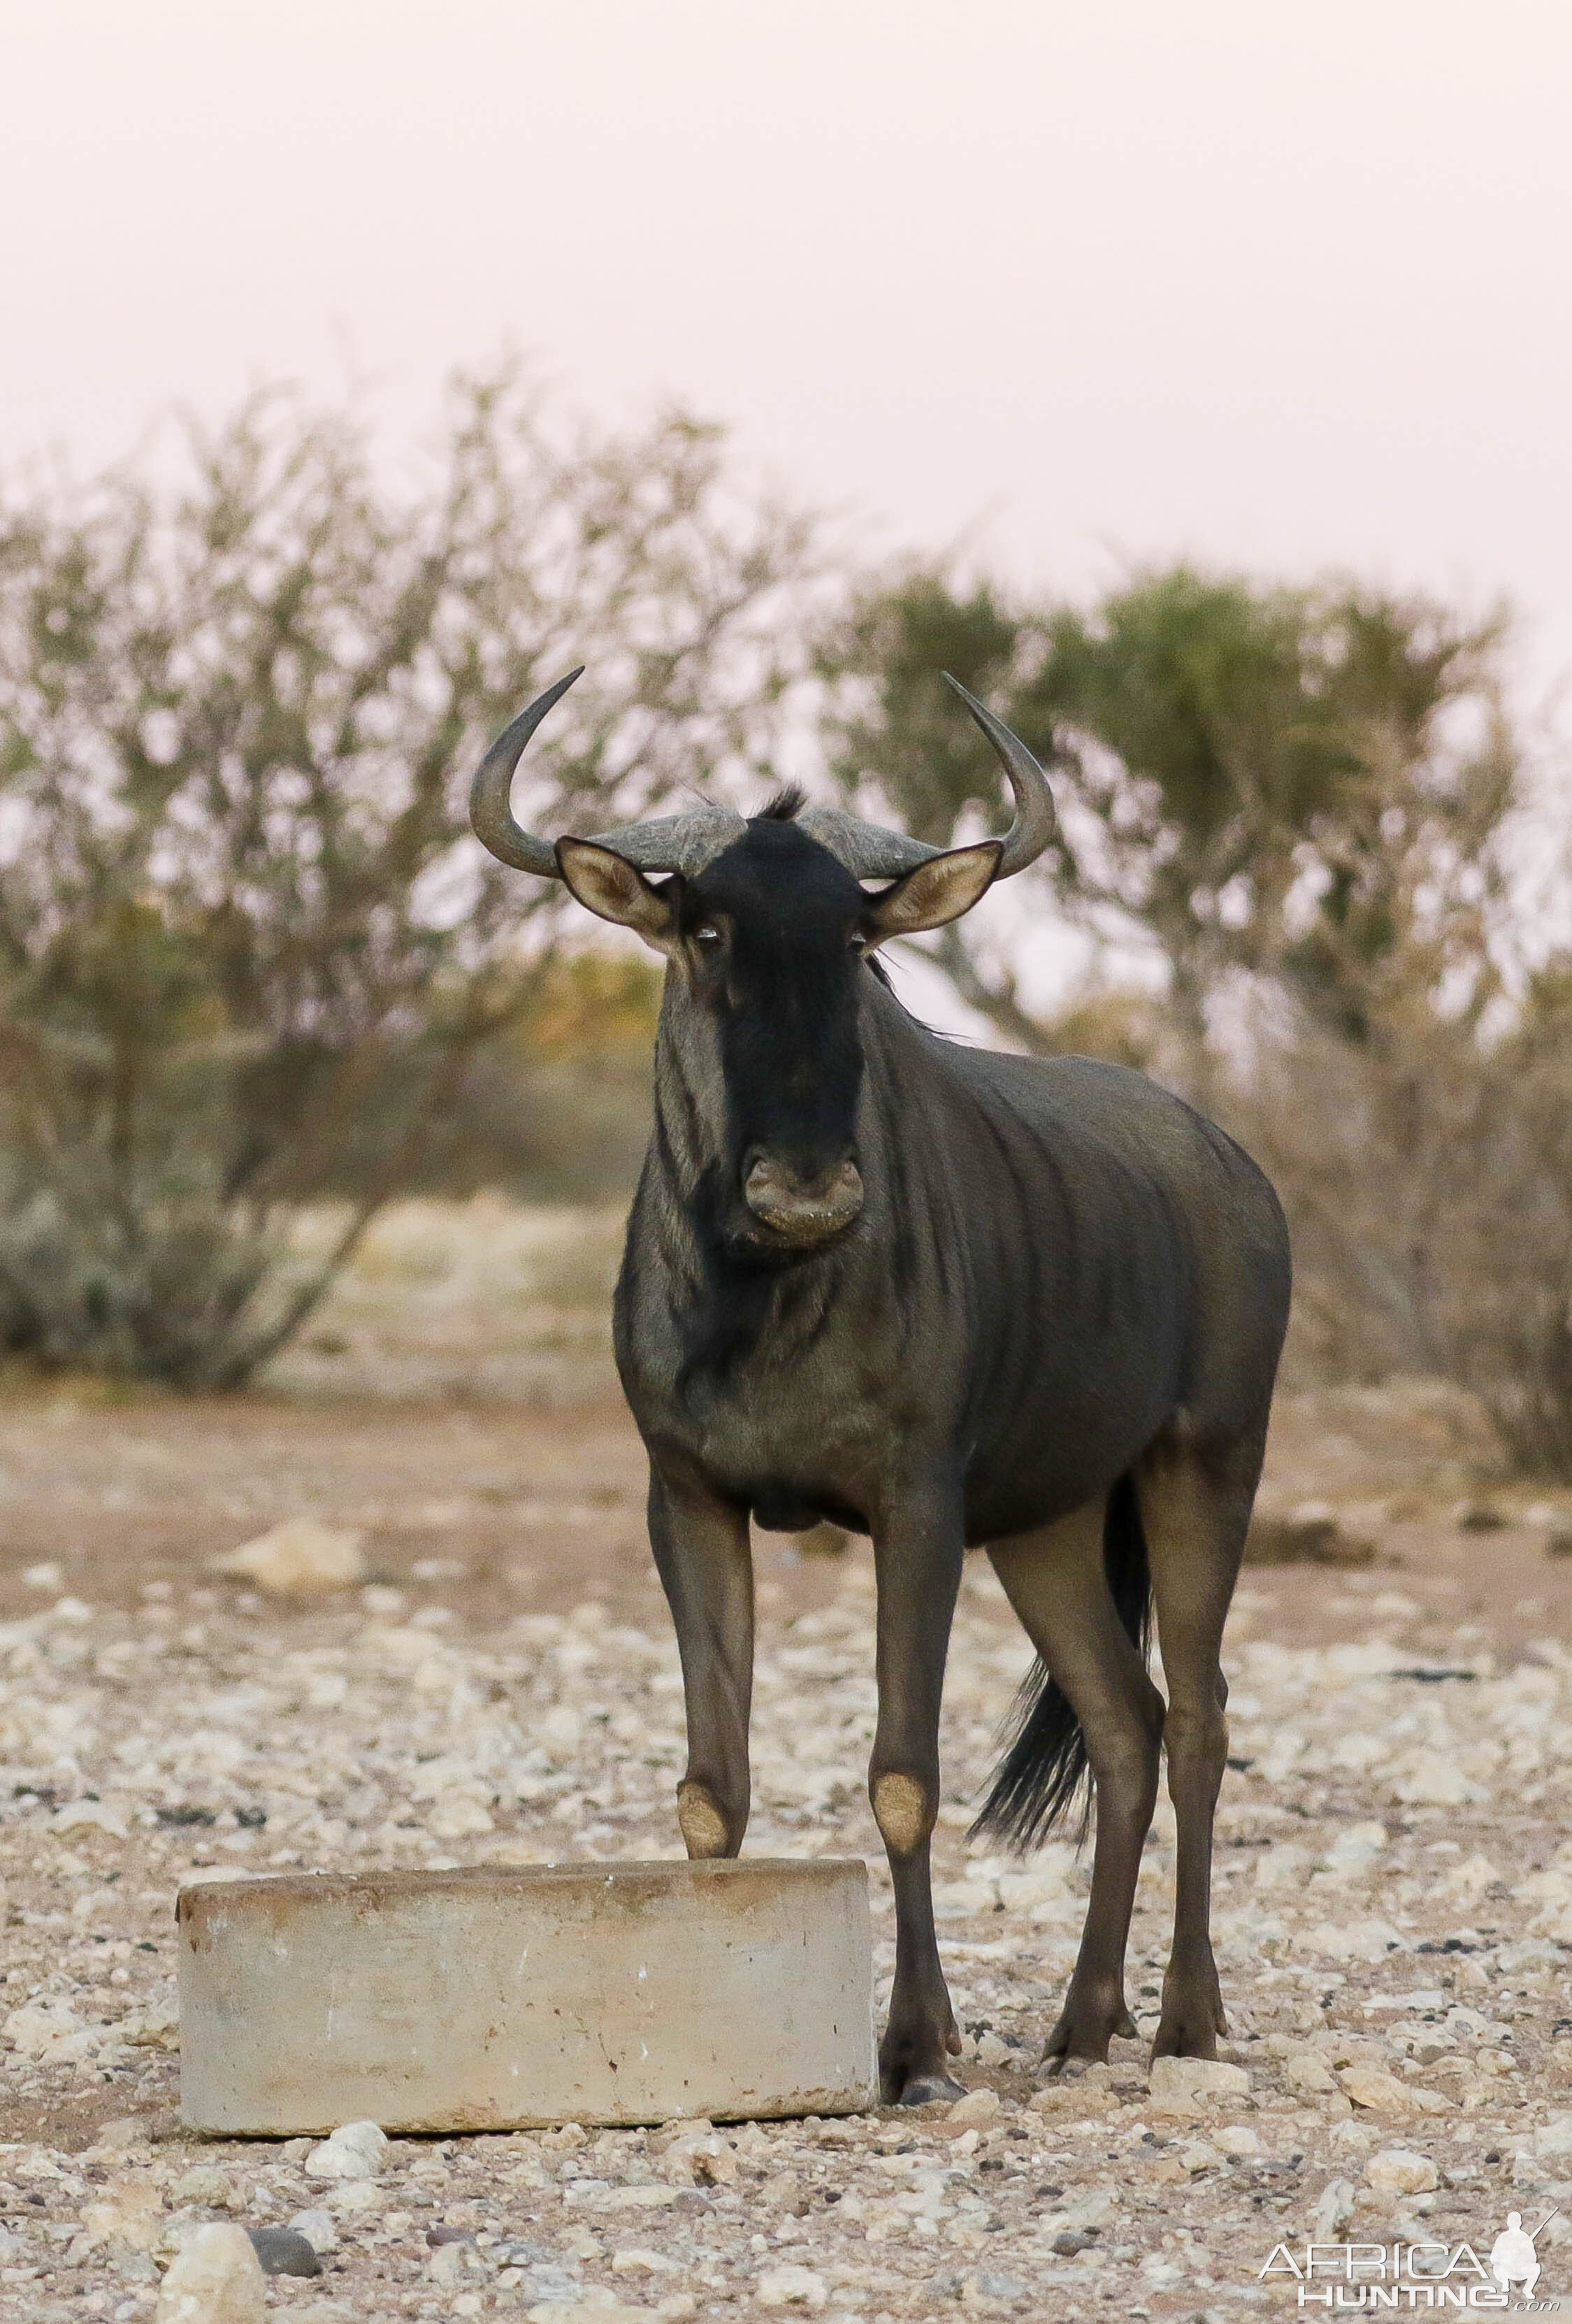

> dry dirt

[{"left": 3, "top": 1201, "right": 1572, "bottom": 2322}]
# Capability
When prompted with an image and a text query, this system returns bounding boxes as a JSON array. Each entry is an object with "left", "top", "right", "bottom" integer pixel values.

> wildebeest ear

[
  {"left": 555, "top": 838, "right": 679, "bottom": 952},
  {"left": 863, "top": 840, "right": 1003, "bottom": 945}
]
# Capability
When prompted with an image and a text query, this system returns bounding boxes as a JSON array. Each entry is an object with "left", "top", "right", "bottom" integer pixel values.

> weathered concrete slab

[{"left": 178, "top": 1859, "right": 876, "bottom": 2133}]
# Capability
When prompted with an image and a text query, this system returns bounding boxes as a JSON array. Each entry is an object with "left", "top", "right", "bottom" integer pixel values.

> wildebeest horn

[
  {"left": 941, "top": 675, "right": 1056, "bottom": 878},
  {"left": 468, "top": 668, "right": 746, "bottom": 878},
  {"left": 470, "top": 666, "right": 1052, "bottom": 884},
  {"left": 798, "top": 675, "right": 1055, "bottom": 882},
  {"left": 791, "top": 805, "right": 944, "bottom": 877}
]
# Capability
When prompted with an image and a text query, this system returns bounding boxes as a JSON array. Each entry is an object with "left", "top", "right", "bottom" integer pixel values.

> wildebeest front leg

[
  {"left": 1137, "top": 1424, "right": 1263, "bottom": 2058},
  {"left": 989, "top": 1500, "right": 1164, "bottom": 2067},
  {"left": 647, "top": 1465, "right": 753, "bottom": 1860},
  {"left": 870, "top": 1498, "right": 966, "bottom": 2105}
]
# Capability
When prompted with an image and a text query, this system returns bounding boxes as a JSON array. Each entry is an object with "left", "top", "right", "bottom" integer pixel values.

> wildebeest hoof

[
  {"left": 879, "top": 2019, "right": 963, "bottom": 2107},
  {"left": 676, "top": 1781, "right": 731, "bottom": 1860},
  {"left": 895, "top": 2072, "right": 966, "bottom": 2107},
  {"left": 1152, "top": 2022, "right": 1223, "bottom": 2060},
  {"left": 1153, "top": 1967, "right": 1227, "bottom": 2058},
  {"left": 1039, "top": 2051, "right": 1089, "bottom": 2080},
  {"left": 1040, "top": 1994, "right": 1126, "bottom": 2068}
]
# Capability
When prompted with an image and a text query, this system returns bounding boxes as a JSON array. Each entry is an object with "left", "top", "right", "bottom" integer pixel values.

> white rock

[
  {"left": 1285, "top": 2050, "right": 1339, "bottom": 2095},
  {"left": 527, "top": 2306, "right": 650, "bottom": 2324},
  {"left": 1339, "top": 2065, "right": 1420, "bottom": 2116},
  {"left": 425, "top": 1792, "right": 496, "bottom": 1839},
  {"left": 1216, "top": 2123, "right": 1264, "bottom": 2156},
  {"left": 1137, "top": 2255, "right": 1185, "bottom": 2287},
  {"left": 154, "top": 2223, "right": 266, "bottom": 2323},
  {"left": 1444, "top": 1854, "right": 1502, "bottom": 1898},
  {"left": 326, "top": 2177, "right": 382, "bottom": 2214},
  {"left": 52, "top": 1798, "right": 130, "bottom": 1838},
  {"left": 661, "top": 2127, "right": 737, "bottom": 2186},
  {"left": 171, "top": 2164, "right": 233, "bottom": 2206},
  {"left": 211, "top": 1519, "right": 366, "bottom": 1597},
  {"left": 79, "top": 2179, "right": 164, "bottom": 2252},
  {"left": 946, "top": 2086, "right": 1003, "bottom": 2129},
  {"left": 120, "top": 1997, "right": 179, "bottom": 2049},
  {"left": 1497, "top": 1939, "right": 1561, "bottom": 1974},
  {"left": 758, "top": 2265, "right": 829, "bottom": 2311},
  {"left": 1254, "top": 1844, "right": 1309, "bottom": 1890},
  {"left": 1531, "top": 2115, "right": 1572, "bottom": 2158},
  {"left": 3, "top": 2001, "right": 87, "bottom": 2059},
  {"left": 1304, "top": 1918, "right": 1407, "bottom": 1963},
  {"left": 428, "top": 2237, "right": 486, "bottom": 2283},
  {"left": 1147, "top": 2056, "right": 1251, "bottom": 2113},
  {"left": 1311, "top": 2177, "right": 1357, "bottom": 2235},
  {"left": 305, "top": 2118, "right": 389, "bottom": 2179},
  {"left": 1364, "top": 2147, "right": 1438, "bottom": 2197},
  {"left": 1322, "top": 1821, "right": 1387, "bottom": 1870},
  {"left": 1391, "top": 1751, "right": 1478, "bottom": 1807},
  {"left": 288, "top": 2206, "right": 339, "bottom": 2253}
]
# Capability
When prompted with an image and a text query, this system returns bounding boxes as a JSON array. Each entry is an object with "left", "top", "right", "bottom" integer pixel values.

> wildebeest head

[{"left": 468, "top": 670, "right": 1055, "bottom": 1249}]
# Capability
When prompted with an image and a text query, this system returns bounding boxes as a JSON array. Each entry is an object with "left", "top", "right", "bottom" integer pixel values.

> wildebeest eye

[
  {"left": 693, "top": 923, "right": 722, "bottom": 947},
  {"left": 848, "top": 931, "right": 868, "bottom": 952}
]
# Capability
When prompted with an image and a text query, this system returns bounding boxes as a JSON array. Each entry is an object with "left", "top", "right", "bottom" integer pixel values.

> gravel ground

[
  {"left": 2, "top": 1210, "right": 1572, "bottom": 2319},
  {"left": 5, "top": 1534, "right": 1572, "bottom": 2319}
]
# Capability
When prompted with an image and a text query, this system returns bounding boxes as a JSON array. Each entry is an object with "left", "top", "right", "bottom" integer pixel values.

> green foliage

[
  {"left": 822, "top": 570, "right": 1032, "bottom": 847},
  {"left": 1030, "top": 571, "right": 1515, "bottom": 1038},
  {"left": 823, "top": 559, "right": 1517, "bottom": 1049},
  {"left": 0, "top": 368, "right": 819, "bottom": 1383}
]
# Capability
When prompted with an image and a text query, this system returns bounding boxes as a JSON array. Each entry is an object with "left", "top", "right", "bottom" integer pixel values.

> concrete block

[{"left": 178, "top": 1858, "right": 875, "bottom": 2134}]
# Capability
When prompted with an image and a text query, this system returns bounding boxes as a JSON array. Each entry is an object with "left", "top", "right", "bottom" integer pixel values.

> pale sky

[{"left": 5, "top": 0, "right": 1571, "bottom": 699}]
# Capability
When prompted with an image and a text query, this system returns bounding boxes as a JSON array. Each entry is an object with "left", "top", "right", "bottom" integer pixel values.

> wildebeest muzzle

[{"left": 742, "top": 1152, "right": 865, "bottom": 1246}]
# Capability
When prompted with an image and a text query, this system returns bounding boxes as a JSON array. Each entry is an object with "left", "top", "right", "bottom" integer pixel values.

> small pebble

[
  {"left": 946, "top": 2086, "right": 1003, "bottom": 2130},
  {"left": 287, "top": 2206, "right": 339, "bottom": 2253},
  {"left": 305, "top": 2118, "right": 389, "bottom": 2180},
  {"left": 246, "top": 2225, "right": 324, "bottom": 2276}
]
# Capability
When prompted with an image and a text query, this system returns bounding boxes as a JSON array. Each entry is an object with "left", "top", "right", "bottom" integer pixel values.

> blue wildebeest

[{"left": 470, "top": 669, "right": 1291, "bottom": 2103}]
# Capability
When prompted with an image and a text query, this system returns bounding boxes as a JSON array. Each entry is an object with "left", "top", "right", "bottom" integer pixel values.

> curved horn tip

[
  {"left": 506, "top": 665, "right": 586, "bottom": 732},
  {"left": 939, "top": 669, "right": 1055, "bottom": 878},
  {"left": 469, "top": 665, "right": 589, "bottom": 879}
]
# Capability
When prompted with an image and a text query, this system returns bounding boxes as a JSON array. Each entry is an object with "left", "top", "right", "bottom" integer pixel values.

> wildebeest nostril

[{"left": 743, "top": 1155, "right": 863, "bottom": 1244}]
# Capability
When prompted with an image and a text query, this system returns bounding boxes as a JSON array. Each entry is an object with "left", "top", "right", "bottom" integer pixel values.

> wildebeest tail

[{"left": 969, "top": 1473, "right": 1152, "bottom": 1850}]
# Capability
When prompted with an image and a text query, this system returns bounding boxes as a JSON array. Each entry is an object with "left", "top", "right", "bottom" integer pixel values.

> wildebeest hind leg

[
  {"left": 988, "top": 1500, "right": 1164, "bottom": 2067},
  {"left": 1136, "top": 1423, "right": 1264, "bottom": 2059},
  {"left": 870, "top": 1503, "right": 967, "bottom": 2105},
  {"left": 647, "top": 1465, "right": 754, "bottom": 1860}
]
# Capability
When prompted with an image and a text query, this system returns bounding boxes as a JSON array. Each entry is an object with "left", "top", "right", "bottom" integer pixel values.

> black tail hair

[{"left": 969, "top": 1472, "right": 1152, "bottom": 1851}]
